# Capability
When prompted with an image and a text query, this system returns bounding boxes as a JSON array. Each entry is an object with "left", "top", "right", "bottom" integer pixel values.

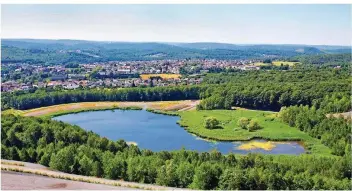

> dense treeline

[
  {"left": 279, "top": 105, "right": 351, "bottom": 156},
  {"left": 1, "top": 86, "right": 205, "bottom": 110},
  {"left": 198, "top": 69, "right": 351, "bottom": 111},
  {"left": 1, "top": 39, "right": 328, "bottom": 64},
  {"left": 2, "top": 68, "right": 351, "bottom": 112},
  {"left": 1, "top": 114, "right": 351, "bottom": 190},
  {"left": 289, "top": 53, "right": 351, "bottom": 66},
  {"left": 198, "top": 83, "right": 350, "bottom": 111},
  {"left": 202, "top": 69, "right": 349, "bottom": 85}
]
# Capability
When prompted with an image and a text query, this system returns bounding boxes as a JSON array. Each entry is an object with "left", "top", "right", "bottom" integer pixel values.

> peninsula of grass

[{"left": 177, "top": 109, "right": 331, "bottom": 155}]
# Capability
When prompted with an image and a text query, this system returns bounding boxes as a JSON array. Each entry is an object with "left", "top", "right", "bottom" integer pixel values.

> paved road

[
  {"left": 2, "top": 171, "right": 135, "bottom": 190},
  {"left": 1, "top": 159, "right": 182, "bottom": 190}
]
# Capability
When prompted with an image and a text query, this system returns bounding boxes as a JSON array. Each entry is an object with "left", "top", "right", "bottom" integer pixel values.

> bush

[
  {"left": 204, "top": 117, "right": 220, "bottom": 129},
  {"left": 247, "top": 119, "right": 261, "bottom": 132},
  {"left": 238, "top": 117, "right": 250, "bottom": 129}
]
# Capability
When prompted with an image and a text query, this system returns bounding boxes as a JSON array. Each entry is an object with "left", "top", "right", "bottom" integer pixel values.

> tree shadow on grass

[{"left": 211, "top": 125, "right": 224, "bottom": 129}]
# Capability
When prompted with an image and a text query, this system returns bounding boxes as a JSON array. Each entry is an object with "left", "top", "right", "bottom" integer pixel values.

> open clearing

[
  {"left": 19, "top": 100, "right": 199, "bottom": 117},
  {"left": 140, "top": 74, "right": 181, "bottom": 80},
  {"left": 177, "top": 109, "right": 331, "bottom": 155}
]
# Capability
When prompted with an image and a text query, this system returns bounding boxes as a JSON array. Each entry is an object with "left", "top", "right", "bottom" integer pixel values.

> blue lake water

[{"left": 53, "top": 110, "right": 305, "bottom": 155}]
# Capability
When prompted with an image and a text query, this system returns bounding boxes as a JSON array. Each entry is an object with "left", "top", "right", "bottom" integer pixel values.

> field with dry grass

[
  {"left": 253, "top": 61, "right": 300, "bottom": 67},
  {"left": 18, "top": 100, "right": 199, "bottom": 117},
  {"left": 140, "top": 74, "right": 181, "bottom": 80}
]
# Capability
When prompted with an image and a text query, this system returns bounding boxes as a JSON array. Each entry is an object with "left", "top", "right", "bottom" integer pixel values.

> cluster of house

[
  {"left": 196, "top": 59, "right": 260, "bottom": 70},
  {"left": 1, "top": 59, "right": 262, "bottom": 92},
  {"left": 1, "top": 77, "right": 203, "bottom": 92}
]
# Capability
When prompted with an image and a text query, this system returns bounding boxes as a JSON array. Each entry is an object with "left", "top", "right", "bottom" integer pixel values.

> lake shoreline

[{"left": 53, "top": 109, "right": 306, "bottom": 155}]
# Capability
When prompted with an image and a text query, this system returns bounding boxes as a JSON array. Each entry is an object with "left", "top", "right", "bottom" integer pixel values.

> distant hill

[{"left": 2, "top": 39, "right": 346, "bottom": 64}]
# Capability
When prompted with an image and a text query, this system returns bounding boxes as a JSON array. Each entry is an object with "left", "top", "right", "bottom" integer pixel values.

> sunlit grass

[{"left": 177, "top": 109, "right": 331, "bottom": 155}]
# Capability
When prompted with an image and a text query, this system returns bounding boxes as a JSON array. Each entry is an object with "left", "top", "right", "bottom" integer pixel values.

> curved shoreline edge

[{"left": 4, "top": 102, "right": 331, "bottom": 155}]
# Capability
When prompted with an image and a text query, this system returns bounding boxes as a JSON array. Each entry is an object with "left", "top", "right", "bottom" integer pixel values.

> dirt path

[
  {"left": 326, "top": 111, "right": 351, "bottom": 120},
  {"left": 2, "top": 171, "right": 135, "bottom": 190},
  {"left": 178, "top": 100, "right": 200, "bottom": 111},
  {"left": 1, "top": 159, "right": 182, "bottom": 190}
]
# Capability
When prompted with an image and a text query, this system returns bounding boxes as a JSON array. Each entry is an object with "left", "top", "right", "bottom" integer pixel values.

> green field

[
  {"left": 254, "top": 61, "right": 300, "bottom": 67},
  {"left": 177, "top": 109, "right": 331, "bottom": 155}
]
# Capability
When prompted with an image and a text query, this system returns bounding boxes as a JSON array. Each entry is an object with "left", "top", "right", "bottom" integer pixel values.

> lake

[{"left": 53, "top": 110, "right": 305, "bottom": 155}]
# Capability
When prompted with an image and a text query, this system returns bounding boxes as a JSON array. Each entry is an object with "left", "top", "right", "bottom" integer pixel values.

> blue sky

[{"left": 2, "top": 4, "right": 351, "bottom": 45}]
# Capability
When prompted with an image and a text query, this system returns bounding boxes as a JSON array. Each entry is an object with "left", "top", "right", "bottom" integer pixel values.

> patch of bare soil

[{"left": 48, "top": 183, "right": 67, "bottom": 189}]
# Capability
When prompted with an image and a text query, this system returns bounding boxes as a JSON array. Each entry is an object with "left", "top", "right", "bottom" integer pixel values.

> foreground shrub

[
  {"left": 238, "top": 117, "right": 250, "bottom": 129},
  {"left": 248, "top": 119, "right": 261, "bottom": 132},
  {"left": 204, "top": 117, "right": 220, "bottom": 129}
]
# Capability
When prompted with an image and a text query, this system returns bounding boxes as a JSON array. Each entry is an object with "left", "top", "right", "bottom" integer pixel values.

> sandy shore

[{"left": 23, "top": 100, "right": 200, "bottom": 117}]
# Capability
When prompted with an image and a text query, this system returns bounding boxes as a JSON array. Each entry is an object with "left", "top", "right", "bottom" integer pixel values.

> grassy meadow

[{"left": 177, "top": 109, "right": 331, "bottom": 155}]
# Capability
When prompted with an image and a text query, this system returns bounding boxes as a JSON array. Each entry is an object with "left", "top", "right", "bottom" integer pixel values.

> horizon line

[{"left": 2, "top": 37, "right": 351, "bottom": 47}]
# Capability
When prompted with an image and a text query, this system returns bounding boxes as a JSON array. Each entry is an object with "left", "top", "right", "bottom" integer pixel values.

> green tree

[
  {"left": 156, "top": 160, "right": 178, "bottom": 187},
  {"left": 176, "top": 161, "right": 194, "bottom": 188},
  {"left": 79, "top": 155, "right": 94, "bottom": 176},
  {"left": 248, "top": 119, "right": 261, "bottom": 132},
  {"left": 91, "top": 161, "right": 103, "bottom": 177},
  {"left": 49, "top": 146, "right": 76, "bottom": 173},
  {"left": 218, "top": 168, "right": 245, "bottom": 190},
  {"left": 238, "top": 117, "right": 250, "bottom": 129},
  {"left": 191, "top": 162, "right": 222, "bottom": 190},
  {"left": 204, "top": 117, "right": 220, "bottom": 129}
]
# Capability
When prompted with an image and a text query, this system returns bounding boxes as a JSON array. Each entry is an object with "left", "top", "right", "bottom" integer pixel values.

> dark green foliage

[
  {"left": 1, "top": 40, "right": 327, "bottom": 64},
  {"left": 191, "top": 162, "right": 222, "bottom": 190},
  {"left": 199, "top": 69, "right": 350, "bottom": 111},
  {"left": 204, "top": 117, "right": 220, "bottom": 129},
  {"left": 1, "top": 114, "right": 351, "bottom": 189},
  {"left": 291, "top": 53, "right": 351, "bottom": 66},
  {"left": 2, "top": 85, "right": 205, "bottom": 110},
  {"left": 49, "top": 145, "right": 76, "bottom": 173},
  {"left": 279, "top": 105, "right": 351, "bottom": 156}
]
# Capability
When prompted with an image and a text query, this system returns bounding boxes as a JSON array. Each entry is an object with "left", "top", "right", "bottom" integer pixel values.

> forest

[
  {"left": 198, "top": 68, "right": 351, "bottom": 112},
  {"left": 2, "top": 39, "right": 342, "bottom": 64},
  {"left": 1, "top": 52, "right": 351, "bottom": 189},
  {"left": 2, "top": 68, "right": 350, "bottom": 113},
  {"left": 1, "top": 114, "right": 351, "bottom": 190}
]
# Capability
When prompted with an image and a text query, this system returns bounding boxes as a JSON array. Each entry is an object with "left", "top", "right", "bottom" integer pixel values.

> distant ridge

[{"left": 1, "top": 39, "right": 349, "bottom": 64}]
